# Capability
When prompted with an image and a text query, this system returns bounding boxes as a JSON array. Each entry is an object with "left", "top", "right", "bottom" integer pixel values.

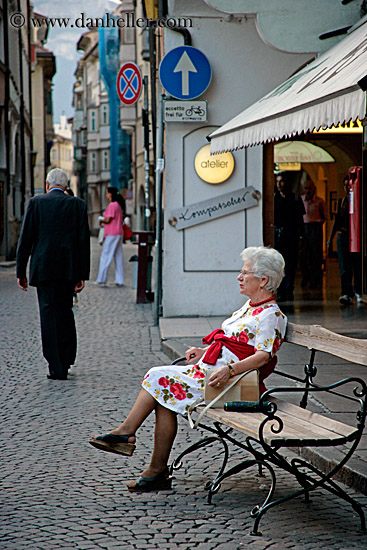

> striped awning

[{"left": 210, "top": 19, "right": 367, "bottom": 153}]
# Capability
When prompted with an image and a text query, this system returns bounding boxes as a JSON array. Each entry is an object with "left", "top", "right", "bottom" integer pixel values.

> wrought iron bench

[{"left": 169, "top": 322, "right": 367, "bottom": 536}]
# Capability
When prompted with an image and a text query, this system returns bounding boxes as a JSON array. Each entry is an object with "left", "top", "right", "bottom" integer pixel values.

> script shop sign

[{"left": 169, "top": 187, "right": 260, "bottom": 230}]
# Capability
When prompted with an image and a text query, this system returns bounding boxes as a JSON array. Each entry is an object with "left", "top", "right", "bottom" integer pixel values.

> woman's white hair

[
  {"left": 47, "top": 168, "right": 68, "bottom": 189},
  {"left": 240, "top": 246, "right": 285, "bottom": 293}
]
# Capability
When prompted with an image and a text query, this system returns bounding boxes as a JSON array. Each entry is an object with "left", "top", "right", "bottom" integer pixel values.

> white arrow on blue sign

[{"left": 159, "top": 46, "right": 211, "bottom": 100}]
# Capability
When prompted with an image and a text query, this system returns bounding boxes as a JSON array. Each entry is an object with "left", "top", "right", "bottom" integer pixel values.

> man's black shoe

[{"left": 47, "top": 373, "right": 68, "bottom": 380}]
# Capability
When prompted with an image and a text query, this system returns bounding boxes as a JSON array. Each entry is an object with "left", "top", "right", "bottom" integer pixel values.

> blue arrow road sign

[{"left": 159, "top": 46, "right": 211, "bottom": 100}]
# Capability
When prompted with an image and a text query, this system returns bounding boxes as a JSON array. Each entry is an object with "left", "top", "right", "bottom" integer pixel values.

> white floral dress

[{"left": 142, "top": 301, "right": 287, "bottom": 416}]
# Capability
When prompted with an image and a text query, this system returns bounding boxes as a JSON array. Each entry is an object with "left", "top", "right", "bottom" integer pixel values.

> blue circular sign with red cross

[{"left": 117, "top": 62, "right": 142, "bottom": 105}]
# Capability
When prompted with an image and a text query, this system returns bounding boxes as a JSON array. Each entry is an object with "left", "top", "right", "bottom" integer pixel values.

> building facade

[
  {"left": 72, "top": 30, "right": 111, "bottom": 232},
  {"left": 0, "top": 2, "right": 58, "bottom": 260},
  {"left": 0, "top": 0, "right": 33, "bottom": 259},
  {"left": 159, "top": 0, "right": 364, "bottom": 316},
  {"left": 50, "top": 114, "right": 74, "bottom": 188},
  {"left": 31, "top": 13, "right": 56, "bottom": 195}
]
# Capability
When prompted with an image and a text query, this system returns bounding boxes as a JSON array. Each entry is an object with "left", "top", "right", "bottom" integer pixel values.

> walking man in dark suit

[{"left": 16, "top": 168, "right": 90, "bottom": 380}]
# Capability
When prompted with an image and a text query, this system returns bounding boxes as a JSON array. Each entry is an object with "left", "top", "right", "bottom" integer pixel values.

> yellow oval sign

[{"left": 194, "top": 144, "right": 235, "bottom": 184}]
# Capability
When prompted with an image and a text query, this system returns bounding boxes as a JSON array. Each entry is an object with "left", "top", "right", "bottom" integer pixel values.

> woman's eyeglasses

[{"left": 239, "top": 270, "right": 255, "bottom": 277}]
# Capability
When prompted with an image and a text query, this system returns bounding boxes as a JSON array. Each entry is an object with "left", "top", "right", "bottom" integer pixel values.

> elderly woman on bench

[{"left": 90, "top": 246, "right": 287, "bottom": 492}]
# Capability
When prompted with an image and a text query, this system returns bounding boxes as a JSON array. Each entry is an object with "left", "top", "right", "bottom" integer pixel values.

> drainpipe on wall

[
  {"left": 158, "top": 0, "right": 168, "bottom": 19},
  {"left": 148, "top": 22, "right": 157, "bottom": 168},
  {"left": 3, "top": 0, "right": 10, "bottom": 258},
  {"left": 17, "top": 0, "right": 26, "bottom": 217},
  {"left": 168, "top": 26, "right": 192, "bottom": 46},
  {"left": 152, "top": 0, "right": 167, "bottom": 324},
  {"left": 27, "top": 0, "right": 34, "bottom": 198}
]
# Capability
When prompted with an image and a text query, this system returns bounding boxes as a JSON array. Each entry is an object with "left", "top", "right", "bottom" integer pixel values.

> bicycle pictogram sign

[
  {"left": 117, "top": 62, "right": 142, "bottom": 105},
  {"left": 185, "top": 105, "right": 205, "bottom": 116}
]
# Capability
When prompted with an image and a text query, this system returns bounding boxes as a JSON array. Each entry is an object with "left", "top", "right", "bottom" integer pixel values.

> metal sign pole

[
  {"left": 143, "top": 76, "right": 151, "bottom": 231},
  {"left": 153, "top": 92, "right": 165, "bottom": 325}
]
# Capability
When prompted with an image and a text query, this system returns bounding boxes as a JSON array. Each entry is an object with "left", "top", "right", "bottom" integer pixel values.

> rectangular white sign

[
  {"left": 170, "top": 186, "right": 259, "bottom": 230},
  {"left": 164, "top": 100, "right": 207, "bottom": 122}
]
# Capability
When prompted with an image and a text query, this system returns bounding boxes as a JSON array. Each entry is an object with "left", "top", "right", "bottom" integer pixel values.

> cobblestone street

[{"left": 1, "top": 238, "right": 366, "bottom": 550}]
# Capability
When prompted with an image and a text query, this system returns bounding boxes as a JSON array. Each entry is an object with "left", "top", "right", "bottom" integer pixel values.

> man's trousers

[
  {"left": 337, "top": 231, "right": 362, "bottom": 297},
  {"left": 37, "top": 281, "right": 77, "bottom": 378}
]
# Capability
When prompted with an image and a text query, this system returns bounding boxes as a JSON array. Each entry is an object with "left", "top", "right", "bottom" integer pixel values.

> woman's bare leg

[
  {"left": 101, "top": 390, "right": 178, "bottom": 477},
  {"left": 141, "top": 403, "right": 178, "bottom": 477},
  {"left": 108, "top": 388, "right": 156, "bottom": 443}
]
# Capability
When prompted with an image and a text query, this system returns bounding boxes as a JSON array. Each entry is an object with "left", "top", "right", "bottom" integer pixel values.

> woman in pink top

[{"left": 96, "top": 187, "right": 124, "bottom": 286}]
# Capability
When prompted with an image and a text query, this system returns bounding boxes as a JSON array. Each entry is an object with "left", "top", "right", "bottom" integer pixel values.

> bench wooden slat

[
  {"left": 285, "top": 322, "right": 367, "bottom": 366},
  {"left": 198, "top": 398, "right": 358, "bottom": 448},
  {"left": 271, "top": 407, "right": 357, "bottom": 446},
  {"left": 275, "top": 400, "right": 356, "bottom": 438},
  {"left": 202, "top": 409, "right": 357, "bottom": 447}
]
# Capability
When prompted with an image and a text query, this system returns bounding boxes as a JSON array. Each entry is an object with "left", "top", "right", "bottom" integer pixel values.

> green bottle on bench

[{"left": 224, "top": 401, "right": 270, "bottom": 412}]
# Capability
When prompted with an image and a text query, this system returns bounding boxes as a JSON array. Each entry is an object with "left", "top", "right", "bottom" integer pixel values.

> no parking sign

[{"left": 117, "top": 62, "right": 142, "bottom": 105}]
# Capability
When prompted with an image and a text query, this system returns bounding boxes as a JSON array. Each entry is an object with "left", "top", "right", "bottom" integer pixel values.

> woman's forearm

[
  {"left": 208, "top": 350, "right": 271, "bottom": 387},
  {"left": 231, "top": 351, "right": 270, "bottom": 375}
]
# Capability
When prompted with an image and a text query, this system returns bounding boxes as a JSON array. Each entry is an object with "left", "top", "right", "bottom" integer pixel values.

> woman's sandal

[
  {"left": 89, "top": 433, "right": 136, "bottom": 456},
  {"left": 126, "top": 467, "right": 173, "bottom": 493}
]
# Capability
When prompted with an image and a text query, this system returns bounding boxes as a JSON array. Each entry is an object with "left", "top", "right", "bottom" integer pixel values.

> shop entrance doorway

[{"left": 263, "top": 131, "right": 362, "bottom": 303}]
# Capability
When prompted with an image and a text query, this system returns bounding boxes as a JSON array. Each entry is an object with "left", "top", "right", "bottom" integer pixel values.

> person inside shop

[
  {"left": 89, "top": 246, "right": 287, "bottom": 492},
  {"left": 300, "top": 180, "right": 327, "bottom": 290},
  {"left": 274, "top": 172, "right": 305, "bottom": 301},
  {"left": 95, "top": 186, "right": 124, "bottom": 287},
  {"left": 327, "top": 175, "right": 362, "bottom": 305}
]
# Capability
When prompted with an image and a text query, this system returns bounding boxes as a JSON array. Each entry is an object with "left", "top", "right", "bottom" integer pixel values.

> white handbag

[
  {"left": 204, "top": 369, "right": 259, "bottom": 407},
  {"left": 98, "top": 227, "right": 104, "bottom": 245}
]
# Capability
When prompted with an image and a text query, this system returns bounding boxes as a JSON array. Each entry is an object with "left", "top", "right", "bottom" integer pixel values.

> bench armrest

[
  {"left": 171, "top": 356, "right": 187, "bottom": 365},
  {"left": 260, "top": 376, "right": 367, "bottom": 428}
]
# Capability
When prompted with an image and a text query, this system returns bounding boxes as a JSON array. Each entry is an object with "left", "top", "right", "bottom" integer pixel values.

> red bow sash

[
  {"left": 202, "top": 329, "right": 253, "bottom": 365},
  {"left": 202, "top": 328, "right": 277, "bottom": 395}
]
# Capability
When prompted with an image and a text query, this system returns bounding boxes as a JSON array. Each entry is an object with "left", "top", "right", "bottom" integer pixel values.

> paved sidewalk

[{"left": 0, "top": 237, "right": 366, "bottom": 550}]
